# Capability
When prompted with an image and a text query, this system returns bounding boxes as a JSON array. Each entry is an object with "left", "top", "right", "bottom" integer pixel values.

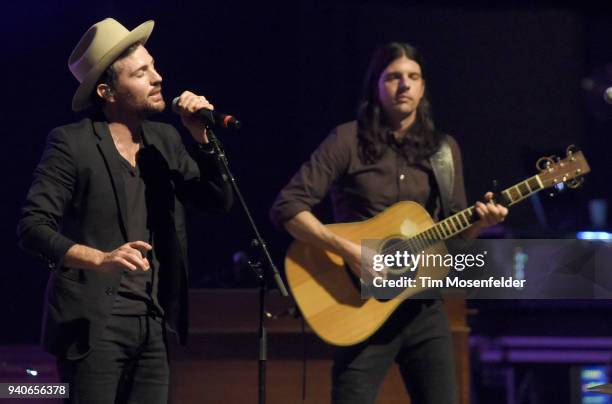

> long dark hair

[{"left": 357, "top": 42, "right": 441, "bottom": 164}]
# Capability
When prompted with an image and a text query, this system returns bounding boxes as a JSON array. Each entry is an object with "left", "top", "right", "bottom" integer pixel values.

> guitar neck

[{"left": 414, "top": 174, "right": 544, "bottom": 244}]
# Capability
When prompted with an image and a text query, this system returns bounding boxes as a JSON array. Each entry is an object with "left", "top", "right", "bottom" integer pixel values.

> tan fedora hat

[{"left": 68, "top": 18, "right": 154, "bottom": 112}]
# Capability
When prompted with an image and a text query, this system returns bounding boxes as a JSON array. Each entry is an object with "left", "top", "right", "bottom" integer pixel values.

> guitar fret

[
  {"left": 534, "top": 175, "right": 545, "bottom": 190},
  {"left": 502, "top": 189, "right": 513, "bottom": 204},
  {"left": 414, "top": 237, "right": 423, "bottom": 253},
  {"left": 518, "top": 182, "right": 529, "bottom": 197},
  {"left": 452, "top": 219, "right": 460, "bottom": 233},
  {"left": 461, "top": 211, "right": 471, "bottom": 225},
  {"left": 471, "top": 207, "right": 479, "bottom": 223},
  {"left": 422, "top": 233, "right": 431, "bottom": 248},
  {"left": 434, "top": 225, "right": 444, "bottom": 239},
  {"left": 452, "top": 216, "right": 461, "bottom": 231},
  {"left": 433, "top": 228, "right": 440, "bottom": 240},
  {"left": 438, "top": 223, "right": 447, "bottom": 238},
  {"left": 418, "top": 234, "right": 427, "bottom": 250},
  {"left": 441, "top": 221, "right": 449, "bottom": 235},
  {"left": 406, "top": 238, "right": 416, "bottom": 253},
  {"left": 527, "top": 177, "right": 541, "bottom": 191},
  {"left": 414, "top": 234, "right": 421, "bottom": 247},
  {"left": 414, "top": 234, "right": 423, "bottom": 250},
  {"left": 431, "top": 208, "right": 481, "bottom": 240},
  {"left": 509, "top": 187, "right": 521, "bottom": 202},
  {"left": 445, "top": 220, "right": 455, "bottom": 234},
  {"left": 427, "top": 227, "right": 436, "bottom": 240},
  {"left": 458, "top": 213, "right": 468, "bottom": 227}
]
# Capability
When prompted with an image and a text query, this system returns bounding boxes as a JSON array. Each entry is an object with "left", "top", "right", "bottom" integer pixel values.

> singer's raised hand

[{"left": 175, "top": 90, "right": 214, "bottom": 143}]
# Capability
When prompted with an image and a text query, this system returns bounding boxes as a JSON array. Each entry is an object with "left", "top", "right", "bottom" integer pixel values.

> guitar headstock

[{"left": 536, "top": 146, "right": 591, "bottom": 190}]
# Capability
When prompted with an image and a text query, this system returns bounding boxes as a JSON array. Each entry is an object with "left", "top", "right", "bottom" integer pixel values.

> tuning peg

[
  {"left": 567, "top": 177, "right": 585, "bottom": 189},
  {"left": 536, "top": 156, "right": 555, "bottom": 172}
]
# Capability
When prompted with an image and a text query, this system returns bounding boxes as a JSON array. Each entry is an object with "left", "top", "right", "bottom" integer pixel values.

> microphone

[
  {"left": 172, "top": 97, "right": 241, "bottom": 130},
  {"left": 604, "top": 87, "right": 612, "bottom": 105}
]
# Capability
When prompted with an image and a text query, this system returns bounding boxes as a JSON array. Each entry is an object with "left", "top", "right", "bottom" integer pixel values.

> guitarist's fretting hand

[{"left": 462, "top": 191, "right": 509, "bottom": 239}]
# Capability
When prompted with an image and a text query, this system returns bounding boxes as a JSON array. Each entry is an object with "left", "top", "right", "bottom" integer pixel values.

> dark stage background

[{"left": 1, "top": 0, "right": 611, "bottom": 350}]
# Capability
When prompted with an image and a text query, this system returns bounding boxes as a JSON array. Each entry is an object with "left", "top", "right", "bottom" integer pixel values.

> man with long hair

[
  {"left": 270, "top": 42, "right": 507, "bottom": 403},
  {"left": 17, "top": 18, "right": 233, "bottom": 403}
]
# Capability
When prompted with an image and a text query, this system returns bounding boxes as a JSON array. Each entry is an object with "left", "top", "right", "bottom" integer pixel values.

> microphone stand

[{"left": 205, "top": 128, "right": 288, "bottom": 404}]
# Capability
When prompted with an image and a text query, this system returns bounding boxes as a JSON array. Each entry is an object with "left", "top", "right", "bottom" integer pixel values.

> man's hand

[
  {"left": 339, "top": 240, "right": 384, "bottom": 284},
  {"left": 462, "top": 191, "right": 509, "bottom": 239},
  {"left": 475, "top": 191, "right": 508, "bottom": 227},
  {"left": 174, "top": 90, "right": 214, "bottom": 144},
  {"left": 98, "top": 241, "right": 152, "bottom": 272}
]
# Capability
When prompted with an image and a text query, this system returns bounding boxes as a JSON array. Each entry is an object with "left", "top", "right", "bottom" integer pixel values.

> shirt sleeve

[
  {"left": 269, "top": 127, "right": 351, "bottom": 229},
  {"left": 17, "top": 128, "right": 77, "bottom": 270},
  {"left": 172, "top": 127, "right": 234, "bottom": 214}
]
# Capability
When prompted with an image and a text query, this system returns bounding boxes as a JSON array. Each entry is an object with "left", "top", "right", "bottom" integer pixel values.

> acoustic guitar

[{"left": 285, "top": 147, "right": 590, "bottom": 346}]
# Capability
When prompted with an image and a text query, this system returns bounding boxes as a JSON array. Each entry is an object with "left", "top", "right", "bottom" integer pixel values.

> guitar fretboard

[{"left": 394, "top": 175, "right": 544, "bottom": 253}]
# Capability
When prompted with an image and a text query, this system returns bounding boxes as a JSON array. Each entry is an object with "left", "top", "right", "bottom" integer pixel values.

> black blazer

[{"left": 17, "top": 117, "right": 233, "bottom": 359}]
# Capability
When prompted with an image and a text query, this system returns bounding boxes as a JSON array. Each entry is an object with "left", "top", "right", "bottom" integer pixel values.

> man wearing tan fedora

[{"left": 17, "top": 18, "right": 233, "bottom": 403}]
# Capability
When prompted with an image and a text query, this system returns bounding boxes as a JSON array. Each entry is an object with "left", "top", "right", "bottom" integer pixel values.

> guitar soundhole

[
  {"left": 344, "top": 236, "right": 416, "bottom": 298},
  {"left": 380, "top": 237, "right": 416, "bottom": 277}
]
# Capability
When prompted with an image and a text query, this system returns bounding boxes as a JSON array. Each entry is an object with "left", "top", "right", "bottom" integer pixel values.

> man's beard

[
  {"left": 115, "top": 87, "right": 166, "bottom": 118},
  {"left": 133, "top": 97, "right": 166, "bottom": 119},
  {"left": 142, "top": 99, "right": 166, "bottom": 116}
]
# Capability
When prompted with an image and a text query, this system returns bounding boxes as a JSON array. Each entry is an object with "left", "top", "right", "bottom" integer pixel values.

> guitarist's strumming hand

[
  {"left": 338, "top": 239, "right": 386, "bottom": 284},
  {"left": 462, "top": 191, "right": 509, "bottom": 239}
]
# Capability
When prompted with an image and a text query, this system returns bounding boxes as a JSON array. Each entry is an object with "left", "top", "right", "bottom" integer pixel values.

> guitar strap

[{"left": 429, "top": 135, "right": 454, "bottom": 219}]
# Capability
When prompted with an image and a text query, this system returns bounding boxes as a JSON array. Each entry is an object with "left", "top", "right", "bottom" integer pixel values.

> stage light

[
  {"left": 25, "top": 368, "right": 38, "bottom": 376},
  {"left": 577, "top": 231, "right": 612, "bottom": 241}
]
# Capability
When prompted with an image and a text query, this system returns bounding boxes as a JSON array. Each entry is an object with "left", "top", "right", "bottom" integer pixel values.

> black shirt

[{"left": 111, "top": 144, "right": 164, "bottom": 316}]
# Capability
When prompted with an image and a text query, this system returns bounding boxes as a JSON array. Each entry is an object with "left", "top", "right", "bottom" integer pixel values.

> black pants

[
  {"left": 57, "top": 314, "right": 169, "bottom": 404},
  {"left": 332, "top": 300, "right": 456, "bottom": 404}
]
